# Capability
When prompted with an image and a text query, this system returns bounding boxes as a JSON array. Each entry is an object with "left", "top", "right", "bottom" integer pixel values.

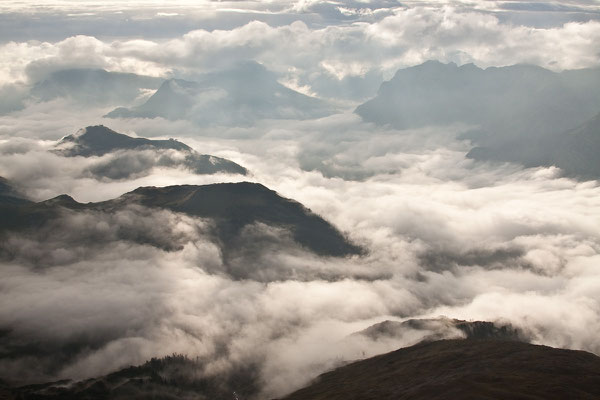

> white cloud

[
  {"left": 2, "top": 2, "right": 600, "bottom": 398},
  {"left": 1, "top": 6, "right": 599, "bottom": 101},
  {"left": 1, "top": 105, "right": 600, "bottom": 397}
]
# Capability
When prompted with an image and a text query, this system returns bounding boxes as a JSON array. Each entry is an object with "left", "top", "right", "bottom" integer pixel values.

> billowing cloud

[
  {"left": 2, "top": 2, "right": 600, "bottom": 399},
  {"left": 1, "top": 106, "right": 600, "bottom": 398},
  {"left": 1, "top": 5, "right": 599, "bottom": 103}
]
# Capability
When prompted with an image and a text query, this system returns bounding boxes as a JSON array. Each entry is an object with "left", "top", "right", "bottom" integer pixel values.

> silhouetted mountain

[
  {"left": 356, "top": 61, "right": 600, "bottom": 179},
  {"left": 281, "top": 339, "right": 600, "bottom": 400},
  {"left": 356, "top": 61, "right": 600, "bottom": 136},
  {"left": 355, "top": 317, "right": 524, "bottom": 342},
  {"left": 55, "top": 125, "right": 191, "bottom": 156},
  {"left": 9, "top": 338, "right": 600, "bottom": 400},
  {"left": 0, "top": 182, "right": 362, "bottom": 261},
  {"left": 107, "top": 78, "right": 199, "bottom": 120},
  {"left": 106, "top": 61, "right": 336, "bottom": 124},
  {"left": 0, "top": 176, "right": 30, "bottom": 206},
  {"left": 54, "top": 125, "right": 247, "bottom": 178},
  {"left": 115, "top": 183, "right": 362, "bottom": 258},
  {"left": 30, "top": 68, "right": 162, "bottom": 106},
  {"left": 8, "top": 354, "right": 259, "bottom": 400}
]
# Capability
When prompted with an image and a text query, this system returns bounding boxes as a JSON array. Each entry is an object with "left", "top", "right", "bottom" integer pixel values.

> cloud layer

[
  {"left": 2, "top": 2, "right": 600, "bottom": 399},
  {"left": 2, "top": 4, "right": 600, "bottom": 103},
  {"left": 2, "top": 110, "right": 600, "bottom": 398}
]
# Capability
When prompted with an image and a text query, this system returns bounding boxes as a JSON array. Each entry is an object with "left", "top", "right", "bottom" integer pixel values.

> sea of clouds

[{"left": 1, "top": 1, "right": 600, "bottom": 398}]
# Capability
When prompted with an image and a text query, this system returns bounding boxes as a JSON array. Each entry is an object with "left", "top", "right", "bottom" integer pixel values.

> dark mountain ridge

[
  {"left": 0, "top": 176, "right": 30, "bottom": 206},
  {"left": 54, "top": 125, "right": 247, "bottom": 178},
  {"left": 7, "top": 338, "right": 600, "bottom": 400},
  {"left": 0, "top": 182, "right": 362, "bottom": 260},
  {"left": 281, "top": 339, "right": 600, "bottom": 400},
  {"left": 108, "top": 182, "right": 362, "bottom": 258},
  {"left": 55, "top": 125, "right": 191, "bottom": 157},
  {"left": 0, "top": 182, "right": 364, "bottom": 379},
  {"left": 6, "top": 354, "right": 259, "bottom": 400},
  {"left": 355, "top": 317, "right": 524, "bottom": 342}
]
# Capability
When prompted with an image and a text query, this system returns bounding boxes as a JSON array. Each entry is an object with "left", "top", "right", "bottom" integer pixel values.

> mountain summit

[
  {"left": 0, "top": 182, "right": 363, "bottom": 277},
  {"left": 282, "top": 339, "right": 600, "bottom": 400},
  {"left": 106, "top": 61, "right": 336, "bottom": 125},
  {"left": 54, "top": 125, "right": 247, "bottom": 178},
  {"left": 355, "top": 61, "right": 600, "bottom": 179},
  {"left": 120, "top": 182, "right": 363, "bottom": 258},
  {"left": 55, "top": 125, "right": 192, "bottom": 156},
  {"left": 355, "top": 61, "right": 600, "bottom": 136}
]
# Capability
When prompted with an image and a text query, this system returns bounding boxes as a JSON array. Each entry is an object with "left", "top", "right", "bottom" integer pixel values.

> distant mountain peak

[
  {"left": 72, "top": 127, "right": 87, "bottom": 137},
  {"left": 355, "top": 317, "right": 525, "bottom": 342},
  {"left": 55, "top": 125, "right": 190, "bottom": 157},
  {"left": 159, "top": 78, "right": 199, "bottom": 96},
  {"left": 356, "top": 60, "right": 600, "bottom": 180},
  {"left": 105, "top": 63, "right": 336, "bottom": 125},
  {"left": 68, "top": 124, "right": 126, "bottom": 139},
  {"left": 41, "top": 194, "right": 79, "bottom": 207}
]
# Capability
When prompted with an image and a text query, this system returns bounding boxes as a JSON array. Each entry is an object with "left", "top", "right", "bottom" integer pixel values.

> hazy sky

[{"left": 2, "top": 0, "right": 600, "bottom": 95}]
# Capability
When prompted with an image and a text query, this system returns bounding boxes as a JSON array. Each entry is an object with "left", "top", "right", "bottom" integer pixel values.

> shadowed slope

[
  {"left": 9, "top": 354, "right": 259, "bottom": 400},
  {"left": 0, "top": 176, "right": 30, "bottom": 206},
  {"left": 281, "top": 339, "right": 600, "bottom": 400},
  {"left": 120, "top": 182, "right": 363, "bottom": 257},
  {"left": 0, "top": 182, "right": 362, "bottom": 259},
  {"left": 355, "top": 317, "right": 524, "bottom": 342},
  {"left": 55, "top": 125, "right": 192, "bottom": 157}
]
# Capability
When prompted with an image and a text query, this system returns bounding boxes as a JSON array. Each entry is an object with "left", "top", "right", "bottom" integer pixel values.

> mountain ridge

[
  {"left": 54, "top": 125, "right": 248, "bottom": 178},
  {"left": 114, "top": 182, "right": 363, "bottom": 258},
  {"left": 7, "top": 338, "right": 600, "bottom": 400},
  {"left": 0, "top": 176, "right": 31, "bottom": 206},
  {"left": 355, "top": 60, "right": 600, "bottom": 179},
  {"left": 355, "top": 317, "right": 525, "bottom": 342},
  {"left": 281, "top": 339, "right": 600, "bottom": 400},
  {"left": 106, "top": 61, "right": 336, "bottom": 125},
  {"left": 0, "top": 181, "right": 363, "bottom": 261}
]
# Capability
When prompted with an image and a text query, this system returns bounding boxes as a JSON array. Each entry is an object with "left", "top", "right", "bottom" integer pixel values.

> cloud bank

[
  {"left": 1, "top": 5, "right": 600, "bottom": 103},
  {"left": 1, "top": 111, "right": 600, "bottom": 399},
  {"left": 1, "top": 2, "right": 600, "bottom": 399}
]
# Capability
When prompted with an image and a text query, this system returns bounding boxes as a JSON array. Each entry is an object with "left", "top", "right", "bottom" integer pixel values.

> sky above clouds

[{"left": 1, "top": 1, "right": 600, "bottom": 398}]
